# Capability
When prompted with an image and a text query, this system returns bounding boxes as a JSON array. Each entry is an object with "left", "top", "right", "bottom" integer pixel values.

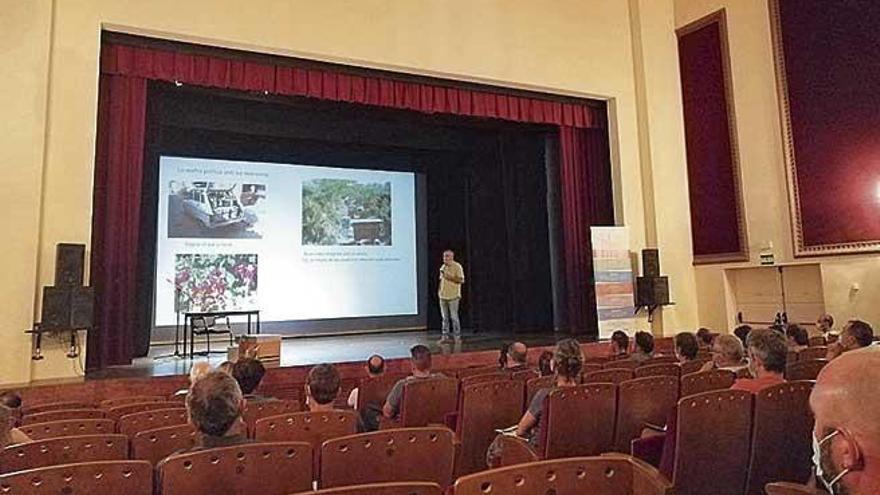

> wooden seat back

[
  {"left": 19, "top": 419, "right": 116, "bottom": 440},
  {"left": 0, "top": 434, "right": 128, "bottom": 473},
  {"left": 798, "top": 346, "right": 827, "bottom": 361},
  {"left": 746, "top": 381, "right": 815, "bottom": 495},
  {"left": 539, "top": 383, "right": 616, "bottom": 459},
  {"left": 765, "top": 481, "right": 822, "bottom": 495},
  {"left": 673, "top": 389, "right": 753, "bottom": 495},
  {"left": 158, "top": 441, "right": 313, "bottom": 495},
  {"left": 581, "top": 368, "right": 633, "bottom": 385},
  {"left": 400, "top": 378, "right": 458, "bottom": 427},
  {"left": 106, "top": 402, "right": 177, "bottom": 422},
  {"left": 459, "top": 372, "right": 509, "bottom": 387},
  {"left": 785, "top": 359, "right": 828, "bottom": 381},
  {"left": 510, "top": 369, "right": 539, "bottom": 382},
  {"left": 302, "top": 482, "right": 443, "bottom": 495},
  {"left": 633, "top": 363, "right": 681, "bottom": 379},
  {"left": 254, "top": 409, "right": 359, "bottom": 476},
  {"left": 642, "top": 356, "right": 679, "bottom": 366},
  {"left": 453, "top": 454, "right": 673, "bottom": 495},
  {"left": 525, "top": 376, "right": 555, "bottom": 409},
  {"left": 456, "top": 366, "right": 500, "bottom": 379},
  {"left": 0, "top": 460, "right": 152, "bottom": 494},
  {"left": 99, "top": 396, "right": 166, "bottom": 409},
  {"left": 130, "top": 424, "right": 197, "bottom": 465},
  {"left": 487, "top": 435, "right": 539, "bottom": 469},
  {"left": 21, "top": 402, "right": 93, "bottom": 416},
  {"left": 614, "top": 376, "right": 679, "bottom": 452},
  {"left": 117, "top": 408, "right": 187, "bottom": 436},
  {"left": 356, "top": 373, "right": 406, "bottom": 410},
  {"left": 456, "top": 379, "right": 524, "bottom": 475},
  {"left": 680, "top": 359, "right": 711, "bottom": 376},
  {"left": 21, "top": 409, "right": 105, "bottom": 425},
  {"left": 679, "top": 369, "right": 735, "bottom": 398},
  {"left": 579, "top": 363, "right": 603, "bottom": 376},
  {"left": 320, "top": 427, "right": 455, "bottom": 489},
  {"left": 242, "top": 399, "right": 301, "bottom": 436},
  {"left": 786, "top": 351, "right": 799, "bottom": 364},
  {"left": 807, "top": 336, "right": 826, "bottom": 347},
  {"left": 602, "top": 359, "right": 638, "bottom": 370}
]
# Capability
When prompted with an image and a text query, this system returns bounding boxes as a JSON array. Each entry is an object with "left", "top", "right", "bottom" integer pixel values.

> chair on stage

[
  {"left": 19, "top": 419, "right": 116, "bottom": 441},
  {"left": 453, "top": 454, "right": 673, "bottom": 495},
  {"left": 190, "top": 315, "right": 235, "bottom": 355},
  {"left": 130, "top": 424, "right": 197, "bottom": 466},
  {"left": 454, "top": 379, "right": 524, "bottom": 476},
  {"left": 785, "top": 359, "right": 828, "bottom": 381},
  {"left": 538, "top": 383, "right": 616, "bottom": 459},
  {"left": 0, "top": 460, "right": 152, "bottom": 495},
  {"left": 679, "top": 369, "right": 735, "bottom": 398},
  {"left": 634, "top": 363, "right": 681, "bottom": 379},
  {"left": 613, "top": 376, "right": 679, "bottom": 453},
  {"left": 0, "top": 434, "right": 128, "bottom": 473},
  {"left": 21, "top": 409, "right": 105, "bottom": 425},
  {"left": 745, "top": 381, "right": 815, "bottom": 495},
  {"left": 117, "top": 408, "right": 187, "bottom": 437},
  {"left": 158, "top": 442, "right": 313, "bottom": 495},
  {"left": 320, "top": 428, "right": 455, "bottom": 489},
  {"left": 581, "top": 368, "right": 633, "bottom": 385},
  {"left": 296, "top": 482, "right": 443, "bottom": 495}
]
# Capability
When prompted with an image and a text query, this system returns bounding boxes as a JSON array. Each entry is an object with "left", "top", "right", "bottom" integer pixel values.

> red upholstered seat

[
  {"left": 581, "top": 368, "right": 633, "bottom": 385},
  {"left": 785, "top": 359, "right": 828, "bottom": 381},
  {"left": 679, "top": 369, "right": 735, "bottom": 398},
  {"left": 455, "top": 379, "right": 524, "bottom": 475},
  {"left": 633, "top": 363, "right": 681, "bottom": 379},
  {"left": 614, "top": 376, "right": 679, "bottom": 453},
  {"left": 538, "top": 383, "right": 616, "bottom": 459}
]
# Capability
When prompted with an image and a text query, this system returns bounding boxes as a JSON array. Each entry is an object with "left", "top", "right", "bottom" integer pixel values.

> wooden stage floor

[{"left": 89, "top": 330, "right": 571, "bottom": 380}]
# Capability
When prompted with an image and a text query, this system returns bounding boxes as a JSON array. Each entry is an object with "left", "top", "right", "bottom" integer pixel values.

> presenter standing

[{"left": 438, "top": 249, "right": 465, "bottom": 342}]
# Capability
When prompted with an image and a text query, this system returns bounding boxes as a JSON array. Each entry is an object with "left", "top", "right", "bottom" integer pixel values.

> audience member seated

[
  {"left": 733, "top": 324, "right": 752, "bottom": 348},
  {"left": 731, "top": 328, "right": 787, "bottom": 394},
  {"left": 537, "top": 351, "right": 554, "bottom": 376},
  {"left": 514, "top": 338, "right": 583, "bottom": 447},
  {"left": 631, "top": 331, "right": 655, "bottom": 363},
  {"left": 810, "top": 346, "right": 880, "bottom": 495},
  {"left": 173, "top": 361, "right": 212, "bottom": 398},
  {"left": 501, "top": 342, "right": 529, "bottom": 371},
  {"left": 0, "top": 404, "right": 30, "bottom": 448},
  {"left": 217, "top": 361, "right": 233, "bottom": 374},
  {"left": 307, "top": 363, "right": 341, "bottom": 412},
  {"left": 674, "top": 332, "right": 699, "bottom": 363},
  {"left": 232, "top": 357, "right": 274, "bottom": 403},
  {"left": 786, "top": 324, "right": 810, "bottom": 352},
  {"left": 347, "top": 354, "right": 385, "bottom": 408},
  {"left": 827, "top": 320, "right": 874, "bottom": 360},
  {"left": 608, "top": 331, "right": 630, "bottom": 359},
  {"left": 696, "top": 328, "right": 714, "bottom": 351},
  {"left": 185, "top": 371, "right": 252, "bottom": 451},
  {"left": 382, "top": 345, "right": 443, "bottom": 421},
  {"left": 813, "top": 313, "right": 835, "bottom": 339},
  {"left": 700, "top": 334, "right": 748, "bottom": 374}
]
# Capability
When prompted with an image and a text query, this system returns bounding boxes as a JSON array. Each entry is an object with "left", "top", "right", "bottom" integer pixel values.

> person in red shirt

[{"left": 731, "top": 328, "right": 787, "bottom": 393}]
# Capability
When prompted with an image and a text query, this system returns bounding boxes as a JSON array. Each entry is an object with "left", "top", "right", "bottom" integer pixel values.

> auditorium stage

[{"left": 89, "top": 330, "right": 569, "bottom": 380}]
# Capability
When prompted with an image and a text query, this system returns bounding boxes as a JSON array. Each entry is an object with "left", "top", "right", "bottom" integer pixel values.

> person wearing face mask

[{"left": 810, "top": 346, "right": 880, "bottom": 494}]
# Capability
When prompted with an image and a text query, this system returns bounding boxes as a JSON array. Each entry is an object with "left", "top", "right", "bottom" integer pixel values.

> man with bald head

[
  {"left": 347, "top": 354, "right": 385, "bottom": 409},
  {"left": 810, "top": 347, "right": 880, "bottom": 494},
  {"left": 503, "top": 342, "right": 529, "bottom": 372}
]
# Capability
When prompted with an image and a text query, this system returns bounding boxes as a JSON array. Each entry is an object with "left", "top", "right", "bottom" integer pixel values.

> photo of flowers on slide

[
  {"left": 174, "top": 254, "right": 258, "bottom": 313},
  {"left": 302, "top": 178, "right": 392, "bottom": 246},
  {"left": 167, "top": 181, "right": 265, "bottom": 239}
]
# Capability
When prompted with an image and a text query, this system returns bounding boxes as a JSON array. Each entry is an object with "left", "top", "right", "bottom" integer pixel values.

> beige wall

[
  {"left": 675, "top": 0, "right": 880, "bottom": 332},
  {"left": 1, "top": 0, "right": 702, "bottom": 384}
]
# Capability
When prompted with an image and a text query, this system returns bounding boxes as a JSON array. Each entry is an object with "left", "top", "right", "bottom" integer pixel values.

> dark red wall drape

[
  {"left": 560, "top": 127, "right": 615, "bottom": 334},
  {"left": 88, "top": 74, "right": 147, "bottom": 369},
  {"left": 90, "top": 40, "right": 613, "bottom": 367}
]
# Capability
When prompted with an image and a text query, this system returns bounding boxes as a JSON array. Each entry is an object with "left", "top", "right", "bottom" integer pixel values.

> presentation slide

[{"left": 154, "top": 156, "right": 418, "bottom": 327}]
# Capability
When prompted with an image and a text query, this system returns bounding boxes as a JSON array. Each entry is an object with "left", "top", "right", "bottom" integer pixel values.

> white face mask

[{"left": 813, "top": 429, "right": 850, "bottom": 494}]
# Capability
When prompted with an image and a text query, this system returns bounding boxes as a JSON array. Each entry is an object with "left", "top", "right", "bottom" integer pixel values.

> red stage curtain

[
  {"left": 100, "top": 43, "right": 604, "bottom": 129},
  {"left": 560, "top": 127, "right": 615, "bottom": 333},
  {"left": 89, "top": 40, "right": 612, "bottom": 367},
  {"left": 88, "top": 74, "right": 147, "bottom": 369}
]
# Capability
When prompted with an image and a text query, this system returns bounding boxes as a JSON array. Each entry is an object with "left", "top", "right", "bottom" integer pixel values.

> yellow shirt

[{"left": 438, "top": 261, "right": 464, "bottom": 300}]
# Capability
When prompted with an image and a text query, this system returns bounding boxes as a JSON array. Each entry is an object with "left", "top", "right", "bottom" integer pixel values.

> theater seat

[
  {"left": 0, "top": 460, "right": 152, "bottom": 495},
  {"left": 399, "top": 377, "right": 458, "bottom": 427},
  {"left": 765, "top": 482, "right": 822, "bottom": 495},
  {"left": 538, "top": 383, "right": 616, "bottom": 459},
  {"left": 455, "top": 379, "right": 524, "bottom": 475},
  {"left": 157, "top": 441, "right": 313, "bottom": 495},
  {"left": 21, "top": 409, "right": 105, "bottom": 425},
  {"left": 679, "top": 369, "right": 735, "bottom": 398},
  {"left": 294, "top": 482, "right": 443, "bottom": 495},
  {"left": 130, "top": 424, "right": 197, "bottom": 466},
  {"left": 241, "top": 399, "right": 301, "bottom": 436},
  {"left": 117, "top": 408, "right": 187, "bottom": 437},
  {"left": 453, "top": 454, "right": 673, "bottom": 495},
  {"left": 0, "top": 434, "right": 128, "bottom": 473},
  {"left": 614, "top": 376, "right": 679, "bottom": 453},
  {"left": 19, "top": 419, "right": 116, "bottom": 441}
]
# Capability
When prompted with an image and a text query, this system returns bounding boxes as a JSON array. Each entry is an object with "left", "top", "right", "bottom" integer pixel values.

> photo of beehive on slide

[{"left": 302, "top": 178, "right": 392, "bottom": 246}]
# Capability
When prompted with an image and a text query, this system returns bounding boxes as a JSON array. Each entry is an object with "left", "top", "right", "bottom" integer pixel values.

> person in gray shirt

[{"left": 383, "top": 344, "right": 443, "bottom": 420}]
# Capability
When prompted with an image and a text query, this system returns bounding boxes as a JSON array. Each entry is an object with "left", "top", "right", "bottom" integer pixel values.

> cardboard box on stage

[{"left": 236, "top": 334, "right": 282, "bottom": 367}]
